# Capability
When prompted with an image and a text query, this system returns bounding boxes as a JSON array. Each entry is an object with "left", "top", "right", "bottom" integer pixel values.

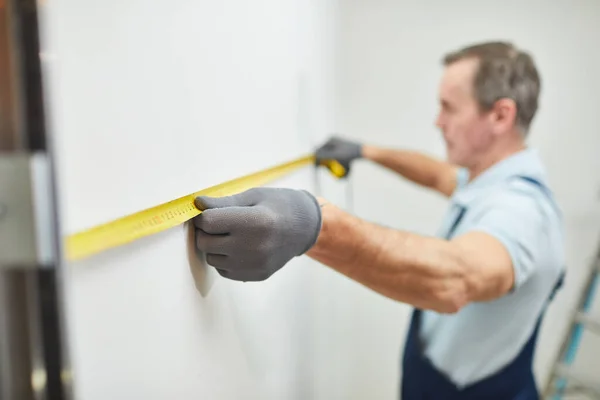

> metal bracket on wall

[{"left": 0, "top": 153, "right": 55, "bottom": 268}]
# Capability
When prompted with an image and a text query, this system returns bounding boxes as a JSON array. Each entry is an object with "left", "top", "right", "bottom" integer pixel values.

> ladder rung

[
  {"left": 553, "top": 364, "right": 600, "bottom": 395},
  {"left": 575, "top": 312, "right": 600, "bottom": 334}
]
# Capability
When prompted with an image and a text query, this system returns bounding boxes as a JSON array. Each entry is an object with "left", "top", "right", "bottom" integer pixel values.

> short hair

[{"left": 442, "top": 41, "right": 541, "bottom": 135}]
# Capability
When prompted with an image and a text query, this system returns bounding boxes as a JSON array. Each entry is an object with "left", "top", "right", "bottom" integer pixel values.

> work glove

[
  {"left": 193, "top": 187, "right": 322, "bottom": 282},
  {"left": 315, "top": 135, "right": 363, "bottom": 178}
]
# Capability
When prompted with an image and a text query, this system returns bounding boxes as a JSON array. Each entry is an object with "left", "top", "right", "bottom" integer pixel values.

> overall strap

[
  {"left": 446, "top": 206, "right": 467, "bottom": 240},
  {"left": 516, "top": 175, "right": 545, "bottom": 188}
]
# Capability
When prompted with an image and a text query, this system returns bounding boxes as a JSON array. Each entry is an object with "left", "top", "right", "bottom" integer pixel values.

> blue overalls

[{"left": 401, "top": 176, "right": 565, "bottom": 400}]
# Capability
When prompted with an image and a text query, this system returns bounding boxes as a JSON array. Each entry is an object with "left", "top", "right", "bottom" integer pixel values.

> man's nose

[{"left": 435, "top": 113, "right": 444, "bottom": 129}]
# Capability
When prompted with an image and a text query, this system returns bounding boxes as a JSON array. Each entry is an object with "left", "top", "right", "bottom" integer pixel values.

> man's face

[{"left": 435, "top": 58, "right": 493, "bottom": 167}]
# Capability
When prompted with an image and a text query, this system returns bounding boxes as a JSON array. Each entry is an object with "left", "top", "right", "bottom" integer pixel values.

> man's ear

[{"left": 490, "top": 98, "right": 518, "bottom": 135}]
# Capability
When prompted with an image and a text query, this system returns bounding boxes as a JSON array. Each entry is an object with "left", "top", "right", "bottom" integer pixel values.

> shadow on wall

[{"left": 186, "top": 221, "right": 217, "bottom": 298}]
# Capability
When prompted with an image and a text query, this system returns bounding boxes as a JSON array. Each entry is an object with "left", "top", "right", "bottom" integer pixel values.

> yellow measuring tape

[{"left": 65, "top": 155, "right": 344, "bottom": 261}]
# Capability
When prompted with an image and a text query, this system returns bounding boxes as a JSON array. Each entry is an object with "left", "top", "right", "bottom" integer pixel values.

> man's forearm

[
  {"left": 362, "top": 145, "right": 459, "bottom": 197},
  {"left": 307, "top": 201, "right": 470, "bottom": 313}
]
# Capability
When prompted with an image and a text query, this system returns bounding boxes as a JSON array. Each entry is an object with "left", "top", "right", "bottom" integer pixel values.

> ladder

[{"left": 544, "top": 243, "right": 600, "bottom": 399}]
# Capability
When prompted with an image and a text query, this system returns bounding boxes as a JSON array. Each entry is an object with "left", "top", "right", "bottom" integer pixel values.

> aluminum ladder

[{"left": 544, "top": 244, "right": 600, "bottom": 399}]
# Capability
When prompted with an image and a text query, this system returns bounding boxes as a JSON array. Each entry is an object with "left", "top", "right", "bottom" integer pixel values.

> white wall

[
  {"left": 38, "top": 0, "right": 342, "bottom": 399},
  {"left": 334, "top": 0, "right": 600, "bottom": 398}
]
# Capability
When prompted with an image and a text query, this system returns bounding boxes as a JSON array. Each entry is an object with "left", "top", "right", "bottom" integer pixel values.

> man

[{"left": 193, "top": 41, "right": 565, "bottom": 399}]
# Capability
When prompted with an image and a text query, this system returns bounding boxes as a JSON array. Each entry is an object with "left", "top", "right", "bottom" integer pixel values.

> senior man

[{"left": 193, "top": 41, "right": 565, "bottom": 399}]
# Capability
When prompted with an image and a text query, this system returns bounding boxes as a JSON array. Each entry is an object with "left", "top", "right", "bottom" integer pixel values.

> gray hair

[{"left": 443, "top": 41, "right": 541, "bottom": 135}]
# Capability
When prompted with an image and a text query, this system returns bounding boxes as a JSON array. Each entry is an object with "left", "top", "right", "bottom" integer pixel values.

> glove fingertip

[{"left": 194, "top": 196, "right": 216, "bottom": 211}]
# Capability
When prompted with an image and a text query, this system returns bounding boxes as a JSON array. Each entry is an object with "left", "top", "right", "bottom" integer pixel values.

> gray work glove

[
  {"left": 315, "top": 135, "right": 363, "bottom": 177},
  {"left": 193, "top": 187, "right": 322, "bottom": 282}
]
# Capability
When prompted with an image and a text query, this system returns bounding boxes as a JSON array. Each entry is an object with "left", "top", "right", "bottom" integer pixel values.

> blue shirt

[{"left": 419, "top": 147, "right": 565, "bottom": 388}]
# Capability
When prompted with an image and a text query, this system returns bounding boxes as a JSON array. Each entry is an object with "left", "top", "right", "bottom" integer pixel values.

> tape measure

[{"left": 65, "top": 155, "right": 345, "bottom": 261}]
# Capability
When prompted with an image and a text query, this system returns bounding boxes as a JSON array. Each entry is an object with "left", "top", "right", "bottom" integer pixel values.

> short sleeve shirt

[{"left": 418, "top": 148, "right": 565, "bottom": 388}]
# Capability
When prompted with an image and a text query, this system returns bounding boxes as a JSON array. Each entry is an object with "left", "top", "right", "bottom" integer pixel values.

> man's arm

[
  {"left": 194, "top": 187, "right": 541, "bottom": 312},
  {"left": 362, "top": 145, "right": 460, "bottom": 197},
  {"left": 306, "top": 200, "right": 515, "bottom": 313},
  {"left": 315, "top": 136, "right": 460, "bottom": 197}
]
